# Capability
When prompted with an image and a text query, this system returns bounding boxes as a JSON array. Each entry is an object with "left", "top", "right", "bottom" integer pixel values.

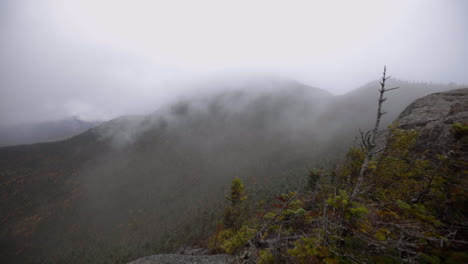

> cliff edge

[{"left": 396, "top": 88, "right": 468, "bottom": 155}]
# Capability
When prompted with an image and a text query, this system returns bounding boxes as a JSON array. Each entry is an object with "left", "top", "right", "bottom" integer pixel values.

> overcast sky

[{"left": 1, "top": 0, "right": 467, "bottom": 125}]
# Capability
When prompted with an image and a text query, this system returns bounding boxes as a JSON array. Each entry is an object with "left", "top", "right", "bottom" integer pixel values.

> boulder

[{"left": 395, "top": 88, "right": 468, "bottom": 155}]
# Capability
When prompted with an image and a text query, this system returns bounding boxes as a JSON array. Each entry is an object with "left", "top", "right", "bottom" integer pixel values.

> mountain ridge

[
  {"left": 0, "top": 116, "right": 102, "bottom": 147},
  {"left": 0, "top": 80, "right": 465, "bottom": 263},
  {"left": 126, "top": 87, "right": 468, "bottom": 264}
]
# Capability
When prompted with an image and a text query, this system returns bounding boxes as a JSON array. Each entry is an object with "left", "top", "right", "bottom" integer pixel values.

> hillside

[
  {"left": 129, "top": 88, "right": 466, "bottom": 264},
  {"left": 0, "top": 80, "right": 464, "bottom": 263},
  {"left": 0, "top": 117, "right": 102, "bottom": 147}
]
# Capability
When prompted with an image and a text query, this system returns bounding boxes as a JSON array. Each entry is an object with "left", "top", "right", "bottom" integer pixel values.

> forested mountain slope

[
  {"left": 166, "top": 88, "right": 467, "bottom": 264},
  {"left": 0, "top": 79, "right": 463, "bottom": 263}
]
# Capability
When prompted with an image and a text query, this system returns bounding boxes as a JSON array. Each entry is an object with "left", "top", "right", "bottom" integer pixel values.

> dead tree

[{"left": 351, "top": 66, "right": 399, "bottom": 200}]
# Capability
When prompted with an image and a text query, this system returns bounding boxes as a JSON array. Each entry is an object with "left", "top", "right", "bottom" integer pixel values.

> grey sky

[{"left": 1, "top": 0, "right": 467, "bottom": 125}]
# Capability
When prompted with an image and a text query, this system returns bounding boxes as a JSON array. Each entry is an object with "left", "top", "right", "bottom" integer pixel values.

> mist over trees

[
  {"left": 0, "top": 77, "right": 463, "bottom": 263},
  {"left": 1, "top": 1, "right": 467, "bottom": 263}
]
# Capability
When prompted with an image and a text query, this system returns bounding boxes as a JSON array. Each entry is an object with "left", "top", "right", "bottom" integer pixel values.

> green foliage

[
  {"left": 288, "top": 237, "right": 338, "bottom": 264},
  {"left": 344, "top": 126, "right": 468, "bottom": 262},
  {"left": 227, "top": 178, "right": 247, "bottom": 206},
  {"left": 258, "top": 249, "right": 275, "bottom": 264},
  {"left": 451, "top": 122, "right": 468, "bottom": 139},
  {"left": 212, "top": 225, "right": 256, "bottom": 254},
  {"left": 374, "top": 228, "right": 390, "bottom": 241},
  {"left": 348, "top": 203, "right": 369, "bottom": 219},
  {"left": 338, "top": 147, "right": 365, "bottom": 186},
  {"left": 208, "top": 125, "right": 467, "bottom": 263},
  {"left": 263, "top": 212, "right": 276, "bottom": 219},
  {"left": 326, "top": 189, "right": 368, "bottom": 224},
  {"left": 326, "top": 189, "right": 349, "bottom": 208},
  {"left": 396, "top": 200, "right": 443, "bottom": 226},
  {"left": 396, "top": 199, "right": 411, "bottom": 210},
  {"left": 223, "top": 205, "right": 248, "bottom": 229},
  {"left": 223, "top": 178, "right": 249, "bottom": 229},
  {"left": 269, "top": 192, "right": 314, "bottom": 230}
]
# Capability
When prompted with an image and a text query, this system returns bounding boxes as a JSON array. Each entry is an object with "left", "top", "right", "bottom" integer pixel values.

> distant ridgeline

[
  {"left": 0, "top": 80, "right": 465, "bottom": 264},
  {"left": 0, "top": 117, "right": 102, "bottom": 147}
]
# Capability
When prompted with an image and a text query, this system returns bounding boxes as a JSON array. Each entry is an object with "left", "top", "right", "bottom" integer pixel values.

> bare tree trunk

[{"left": 351, "top": 66, "right": 399, "bottom": 200}]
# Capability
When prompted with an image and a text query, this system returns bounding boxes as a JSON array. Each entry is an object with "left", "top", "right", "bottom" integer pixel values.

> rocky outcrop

[
  {"left": 395, "top": 88, "right": 468, "bottom": 154},
  {"left": 126, "top": 254, "right": 236, "bottom": 264}
]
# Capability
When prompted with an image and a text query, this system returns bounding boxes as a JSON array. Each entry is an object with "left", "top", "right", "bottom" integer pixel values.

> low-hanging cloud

[{"left": 1, "top": 0, "right": 467, "bottom": 126}]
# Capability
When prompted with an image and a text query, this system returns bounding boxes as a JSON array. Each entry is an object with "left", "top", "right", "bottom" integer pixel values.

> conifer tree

[
  {"left": 223, "top": 178, "right": 247, "bottom": 229},
  {"left": 227, "top": 177, "right": 247, "bottom": 206}
]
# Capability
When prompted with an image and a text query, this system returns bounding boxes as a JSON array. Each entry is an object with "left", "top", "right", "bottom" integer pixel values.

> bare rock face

[
  {"left": 395, "top": 88, "right": 468, "bottom": 154},
  {"left": 126, "top": 253, "right": 236, "bottom": 264}
]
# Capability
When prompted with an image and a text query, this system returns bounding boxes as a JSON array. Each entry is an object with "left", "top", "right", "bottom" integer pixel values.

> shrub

[
  {"left": 216, "top": 225, "right": 256, "bottom": 254},
  {"left": 258, "top": 249, "right": 275, "bottom": 264}
]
